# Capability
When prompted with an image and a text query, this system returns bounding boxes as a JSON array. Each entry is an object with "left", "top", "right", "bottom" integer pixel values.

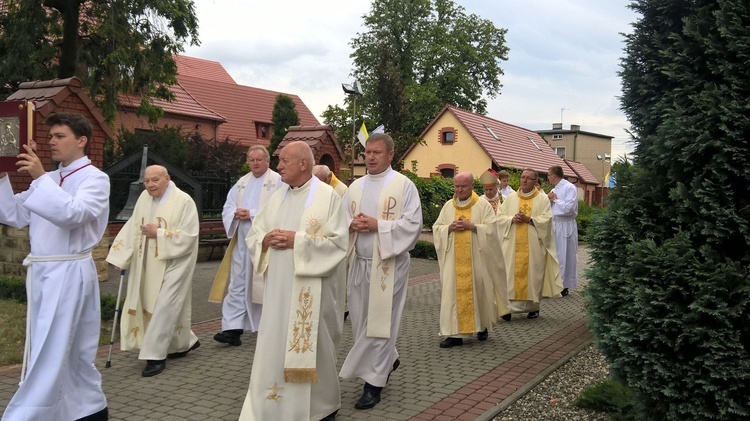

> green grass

[
  {"left": 0, "top": 298, "right": 116, "bottom": 367},
  {"left": 0, "top": 299, "right": 26, "bottom": 365}
]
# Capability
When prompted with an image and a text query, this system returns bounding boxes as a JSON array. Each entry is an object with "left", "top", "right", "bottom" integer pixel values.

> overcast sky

[{"left": 184, "top": 0, "right": 638, "bottom": 161}]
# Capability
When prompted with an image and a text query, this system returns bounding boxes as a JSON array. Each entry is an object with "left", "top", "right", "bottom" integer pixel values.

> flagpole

[{"left": 350, "top": 95, "right": 356, "bottom": 183}]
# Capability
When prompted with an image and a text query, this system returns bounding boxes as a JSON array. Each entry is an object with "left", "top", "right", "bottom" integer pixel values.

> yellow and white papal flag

[{"left": 358, "top": 124, "right": 385, "bottom": 147}]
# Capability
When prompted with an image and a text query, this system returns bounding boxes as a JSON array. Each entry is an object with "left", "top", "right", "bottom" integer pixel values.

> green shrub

[
  {"left": 0, "top": 276, "right": 123, "bottom": 322},
  {"left": 575, "top": 379, "right": 636, "bottom": 419},
  {"left": 0, "top": 275, "right": 26, "bottom": 302},
  {"left": 410, "top": 240, "right": 436, "bottom": 260},
  {"left": 576, "top": 200, "right": 604, "bottom": 242}
]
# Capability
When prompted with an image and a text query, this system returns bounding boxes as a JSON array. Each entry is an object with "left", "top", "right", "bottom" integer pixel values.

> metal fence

[{"left": 106, "top": 150, "right": 233, "bottom": 221}]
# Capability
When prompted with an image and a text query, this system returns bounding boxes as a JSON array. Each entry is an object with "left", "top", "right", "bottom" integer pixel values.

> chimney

[
  {"left": 570, "top": 124, "right": 580, "bottom": 131},
  {"left": 552, "top": 123, "right": 562, "bottom": 130}
]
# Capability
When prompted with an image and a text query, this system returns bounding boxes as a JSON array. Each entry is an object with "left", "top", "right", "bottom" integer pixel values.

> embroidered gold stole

[
  {"left": 453, "top": 191, "right": 479, "bottom": 334},
  {"left": 512, "top": 188, "right": 540, "bottom": 299}
]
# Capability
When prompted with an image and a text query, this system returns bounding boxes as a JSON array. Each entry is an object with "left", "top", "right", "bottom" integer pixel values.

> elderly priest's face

[{"left": 144, "top": 167, "right": 170, "bottom": 198}]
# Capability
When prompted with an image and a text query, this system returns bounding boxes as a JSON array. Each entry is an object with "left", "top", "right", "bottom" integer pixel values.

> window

[
  {"left": 553, "top": 147, "right": 566, "bottom": 158},
  {"left": 552, "top": 134, "right": 564, "bottom": 140},
  {"left": 440, "top": 168, "right": 455, "bottom": 178},
  {"left": 260, "top": 125, "right": 269, "bottom": 139},
  {"left": 528, "top": 136, "right": 542, "bottom": 151},
  {"left": 440, "top": 127, "right": 456, "bottom": 144},
  {"left": 484, "top": 125, "right": 500, "bottom": 141}
]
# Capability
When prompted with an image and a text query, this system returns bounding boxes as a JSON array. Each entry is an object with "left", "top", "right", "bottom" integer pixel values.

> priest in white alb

[
  {"left": 209, "top": 146, "right": 283, "bottom": 346},
  {"left": 433, "top": 172, "right": 509, "bottom": 348},
  {"left": 0, "top": 113, "right": 109, "bottom": 421},
  {"left": 479, "top": 168, "right": 503, "bottom": 214},
  {"left": 547, "top": 165, "right": 578, "bottom": 297},
  {"left": 339, "top": 133, "right": 423, "bottom": 410},
  {"left": 239, "top": 141, "right": 348, "bottom": 421},
  {"left": 313, "top": 164, "right": 348, "bottom": 198},
  {"left": 106, "top": 165, "right": 201, "bottom": 377},
  {"left": 496, "top": 169, "right": 562, "bottom": 320}
]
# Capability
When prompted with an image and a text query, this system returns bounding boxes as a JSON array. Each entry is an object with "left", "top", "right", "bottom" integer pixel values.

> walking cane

[{"left": 105, "top": 269, "right": 126, "bottom": 368}]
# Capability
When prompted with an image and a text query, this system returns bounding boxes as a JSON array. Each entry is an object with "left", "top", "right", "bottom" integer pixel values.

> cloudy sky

[{"left": 184, "top": 1, "right": 639, "bottom": 160}]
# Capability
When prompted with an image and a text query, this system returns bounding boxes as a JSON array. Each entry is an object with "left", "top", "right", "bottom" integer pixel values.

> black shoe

[
  {"left": 439, "top": 337, "right": 463, "bottom": 348},
  {"left": 561, "top": 288, "right": 569, "bottom": 297},
  {"left": 167, "top": 340, "right": 201, "bottom": 359},
  {"left": 527, "top": 311, "right": 540, "bottom": 319},
  {"left": 354, "top": 384, "right": 382, "bottom": 410},
  {"left": 320, "top": 410, "right": 338, "bottom": 421},
  {"left": 75, "top": 407, "right": 108, "bottom": 421},
  {"left": 477, "top": 328, "right": 488, "bottom": 341},
  {"left": 344, "top": 311, "right": 349, "bottom": 321},
  {"left": 214, "top": 330, "right": 242, "bottom": 346},
  {"left": 501, "top": 313, "right": 512, "bottom": 322},
  {"left": 142, "top": 359, "right": 166, "bottom": 377},
  {"left": 386, "top": 358, "right": 400, "bottom": 383}
]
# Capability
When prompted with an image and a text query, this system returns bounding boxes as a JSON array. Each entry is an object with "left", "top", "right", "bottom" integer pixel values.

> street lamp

[
  {"left": 596, "top": 153, "right": 611, "bottom": 186},
  {"left": 342, "top": 81, "right": 363, "bottom": 182}
]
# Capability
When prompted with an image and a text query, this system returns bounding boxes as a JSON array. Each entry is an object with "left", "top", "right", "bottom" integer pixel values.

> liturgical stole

[
  {"left": 209, "top": 170, "right": 279, "bottom": 303},
  {"left": 348, "top": 171, "right": 407, "bottom": 338}
]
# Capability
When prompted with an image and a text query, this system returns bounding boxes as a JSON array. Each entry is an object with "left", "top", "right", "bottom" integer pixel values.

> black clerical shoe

[
  {"left": 167, "top": 340, "right": 201, "bottom": 359},
  {"left": 387, "top": 358, "right": 400, "bottom": 383},
  {"left": 75, "top": 407, "right": 108, "bottom": 421},
  {"left": 142, "top": 359, "right": 166, "bottom": 377},
  {"left": 354, "top": 384, "right": 382, "bottom": 410},
  {"left": 501, "top": 313, "right": 512, "bottom": 322},
  {"left": 561, "top": 288, "right": 569, "bottom": 297},
  {"left": 320, "top": 410, "right": 338, "bottom": 420},
  {"left": 477, "top": 328, "right": 489, "bottom": 341},
  {"left": 213, "top": 330, "right": 242, "bottom": 346},
  {"left": 527, "top": 311, "right": 540, "bottom": 319},
  {"left": 439, "top": 337, "right": 463, "bottom": 348}
]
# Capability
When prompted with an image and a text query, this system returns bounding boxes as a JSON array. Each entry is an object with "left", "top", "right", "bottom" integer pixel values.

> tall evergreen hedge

[{"left": 587, "top": 1, "right": 750, "bottom": 419}]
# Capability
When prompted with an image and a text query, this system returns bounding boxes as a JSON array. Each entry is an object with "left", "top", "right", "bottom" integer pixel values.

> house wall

[
  {"left": 404, "top": 113, "right": 492, "bottom": 178},
  {"left": 543, "top": 132, "right": 611, "bottom": 185},
  {"left": 114, "top": 111, "right": 221, "bottom": 141}
]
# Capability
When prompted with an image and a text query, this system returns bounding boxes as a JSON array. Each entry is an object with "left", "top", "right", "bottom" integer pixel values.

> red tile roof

[
  {"left": 174, "top": 55, "right": 236, "bottom": 84},
  {"left": 176, "top": 74, "right": 320, "bottom": 147},
  {"left": 119, "top": 81, "right": 225, "bottom": 122},
  {"left": 414, "top": 105, "right": 572, "bottom": 177},
  {"left": 563, "top": 159, "right": 599, "bottom": 185}
]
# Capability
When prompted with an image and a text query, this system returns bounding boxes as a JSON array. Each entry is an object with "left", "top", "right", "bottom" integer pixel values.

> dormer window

[
  {"left": 439, "top": 127, "right": 456, "bottom": 144},
  {"left": 260, "top": 125, "right": 269, "bottom": 139}
]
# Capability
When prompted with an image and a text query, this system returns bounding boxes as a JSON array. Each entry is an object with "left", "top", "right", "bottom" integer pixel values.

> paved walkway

[{"left": 0, "top": 247, "right": 592, "bottom": 421}]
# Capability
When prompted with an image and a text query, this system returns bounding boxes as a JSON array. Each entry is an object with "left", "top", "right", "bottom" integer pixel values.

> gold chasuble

[{"left": 453, "top": 194, "right": 478, "bottom": 334}]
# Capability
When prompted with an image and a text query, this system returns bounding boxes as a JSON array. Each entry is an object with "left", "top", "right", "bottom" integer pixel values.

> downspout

[{"left": 573, "top": 132, "right": 578, "bottom": 160}]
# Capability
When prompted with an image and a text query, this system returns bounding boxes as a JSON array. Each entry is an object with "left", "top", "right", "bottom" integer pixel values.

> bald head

[
  {"left": 313, "top": 164, "right": 332, "bottom": 183},
  {"left": 144, "top": 165, "right": 170, "bottom": 198},
  {"left": 279, "top": 141, "right": 314, "bottom": 187},
  {"left": 453, "top": 172, "right": 474, "bottom": 201}
]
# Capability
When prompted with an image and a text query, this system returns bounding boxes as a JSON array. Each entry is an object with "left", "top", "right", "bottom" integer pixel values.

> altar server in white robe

[
  {"left": 433, "top": 172, "right": 509, "bottom": 349},
  {"left": 106, "top": 165, "right": 200, "bottom": 377},
  {"left": 339, "top": 133, "right": 423, "bottom": 410},
  {"left": 209, "top": 146, "right": 283, "bottom": 346},
  {"left": 496, "top": 169, "right": 562, "bottom": 320},
  {"left": 547, "top": 165, "right": 578, "bottom": 297},
  {"left": 0, "top": 113, "right": 109, "bottom": 421},
  {"left": 239, "top": 141, "right": 348, "bottom": 421}
]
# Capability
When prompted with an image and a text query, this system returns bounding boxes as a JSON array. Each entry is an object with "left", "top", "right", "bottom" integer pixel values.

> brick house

[{"left": 274, "top": 125, "right": 345, "bottom": 176}]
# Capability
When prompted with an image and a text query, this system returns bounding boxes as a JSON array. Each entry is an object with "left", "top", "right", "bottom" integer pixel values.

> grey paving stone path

[{"left": 0, "top": 246, "right": 593, "bottom": 421}]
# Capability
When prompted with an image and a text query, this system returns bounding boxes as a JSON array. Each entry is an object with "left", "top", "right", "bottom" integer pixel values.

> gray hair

[{"left": 247, "top": 145, "right": 270, "bottom": 160}]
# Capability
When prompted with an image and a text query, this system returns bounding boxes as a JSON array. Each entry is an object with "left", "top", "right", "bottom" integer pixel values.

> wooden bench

[{"left": 199, "top": 220, "right": 230, "bottom": 260}]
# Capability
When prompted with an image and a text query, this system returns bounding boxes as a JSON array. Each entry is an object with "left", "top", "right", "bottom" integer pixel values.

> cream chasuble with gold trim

[
  {"left": 496, "top": 188, "right": 562, "bottom": 311},
  {"left": 433, "top": 191, "right": 508, "bottom": 336},
  {"left": 106, "top": 182, "right": 200, "bottom": 355},
  {"left": 240, "top": 177, "right": 347, "bottom": 421}
]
